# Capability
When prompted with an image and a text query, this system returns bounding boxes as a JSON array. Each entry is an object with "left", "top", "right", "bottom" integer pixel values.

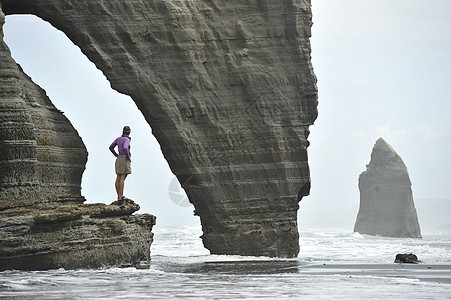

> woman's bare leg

[
  {"left": 116, "top": 174, "right": 128, "bottom": 198},
  {"left": 115, "top": 175, "right": 121, "bottom": 198}
]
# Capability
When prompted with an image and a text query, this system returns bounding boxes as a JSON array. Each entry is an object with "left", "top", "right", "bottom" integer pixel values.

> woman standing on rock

[{"left": 109, "top": 126, "right": 132, "bottom": 200}]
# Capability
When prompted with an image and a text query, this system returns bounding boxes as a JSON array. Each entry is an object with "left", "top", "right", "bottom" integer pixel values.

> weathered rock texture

[
  {"left": 0, "top": 9, "right": 87, "bottom": 210},
  {"left": 1, "top": 0, "right": 318, "bottom": 258},
  {"left": 354, "top": 138, "right": 421, "bottom": 238},
  {"left": 0, "top": 7, "right": 156, "bottom": 270},
  {"left": 0, "top": 199, "right": 156, "bottom": 271}
]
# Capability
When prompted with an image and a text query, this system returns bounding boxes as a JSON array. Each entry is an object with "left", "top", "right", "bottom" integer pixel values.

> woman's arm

[{"left": 109, "top": 139, "right": 118, "bottom": 157}]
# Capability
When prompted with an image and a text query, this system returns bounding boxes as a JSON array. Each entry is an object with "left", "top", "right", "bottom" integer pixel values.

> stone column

[{"left": 354, "top": 138, "right": 422, "bottom": 238}]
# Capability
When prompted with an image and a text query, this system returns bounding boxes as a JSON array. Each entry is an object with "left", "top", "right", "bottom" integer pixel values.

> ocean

[{"left": 1, "top": 226, "right": 451, "bottom": 299}]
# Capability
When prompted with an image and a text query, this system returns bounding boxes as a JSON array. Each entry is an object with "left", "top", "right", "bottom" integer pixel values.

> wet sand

[
  {"left": 162, "top": 259, "right": 451, "bottom": 285},
  {"left": 298, "top": 264, "right": 451, "bottom": 284}
]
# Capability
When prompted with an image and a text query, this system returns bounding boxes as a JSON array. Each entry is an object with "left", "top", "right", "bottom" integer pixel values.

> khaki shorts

[{"left": 115, "top": 157, "right": 132, "bottom": 175}]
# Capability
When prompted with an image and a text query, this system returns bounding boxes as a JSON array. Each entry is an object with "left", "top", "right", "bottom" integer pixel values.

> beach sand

[{"left": 298, "top": 264, "right": 451, "bottom": 284}]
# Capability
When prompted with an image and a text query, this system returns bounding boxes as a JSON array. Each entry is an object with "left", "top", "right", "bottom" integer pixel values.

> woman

[{"left": 109, "top": 126, "right": 132, "bottom": 200}]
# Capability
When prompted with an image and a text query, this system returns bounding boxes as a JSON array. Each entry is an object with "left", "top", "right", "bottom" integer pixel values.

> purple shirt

[{"left": 109, "top": 136, "right": 131, "bottom": 159}]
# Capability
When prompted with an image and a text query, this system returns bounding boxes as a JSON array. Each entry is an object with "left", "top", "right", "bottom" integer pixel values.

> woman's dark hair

[{"left": 123, "top": 126, "right": 131, "bottom": 135}]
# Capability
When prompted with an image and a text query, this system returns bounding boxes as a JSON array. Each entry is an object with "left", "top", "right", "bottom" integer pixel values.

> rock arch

[{"left": 1, "top": 0, "right": 318, "bottom": 258}]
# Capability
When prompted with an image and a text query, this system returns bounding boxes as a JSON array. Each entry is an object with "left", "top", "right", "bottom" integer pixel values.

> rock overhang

[{"left": 1, "top": 0, "right": 318, "bottom": 259}]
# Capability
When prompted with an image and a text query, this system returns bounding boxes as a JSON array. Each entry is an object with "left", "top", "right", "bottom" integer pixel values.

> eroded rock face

[
  {"left": 0, "top": 8, "right": 156, "bottom": 270},
  {"left": 354, "top": 138, "right": 422, "bottom": 238},
  {"left": 0, "top": 198, "right": 156, "bottom": 271},
  {"left": 1, "top": 0, "right": 318, "bottom": 257},
  {"left": 0, "top": 8, "right": 87, "bottom": 209}
]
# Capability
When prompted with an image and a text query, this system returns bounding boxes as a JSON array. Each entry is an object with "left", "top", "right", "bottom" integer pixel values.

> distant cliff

[
  {"left": 354, "top": 138, "right": 421, "bottom": 238},
  {"left": 1, "top": 0, "right": 318, "bottom": 259}
]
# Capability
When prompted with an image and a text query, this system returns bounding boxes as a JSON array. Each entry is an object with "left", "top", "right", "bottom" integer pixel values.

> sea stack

[{"left": 354, "top": 138, "right": 421, "bottom": 238}]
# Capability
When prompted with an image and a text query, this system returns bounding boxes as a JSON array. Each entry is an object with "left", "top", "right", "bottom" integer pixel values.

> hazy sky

[{"left": 3, "top": 0, "right": 451, "bottom": 232}]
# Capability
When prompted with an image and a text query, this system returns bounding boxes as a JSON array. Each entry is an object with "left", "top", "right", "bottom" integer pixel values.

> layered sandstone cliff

[
  {"left": 1, "top": 0, "right": 318, "bottom": 258},
  {"left": 0, "top": 198, "right": 156, "bottom": 271},
  {"left": 354, "top": 138, "right": 422, "bottom": 238},
  {"left": 0, "top": 7, "right": 156, "bottom": 270}
]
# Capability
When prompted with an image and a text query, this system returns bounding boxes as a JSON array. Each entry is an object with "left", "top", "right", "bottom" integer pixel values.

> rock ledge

[{"left": 0, "top": 198, "right": 156, "bottom": 271}]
